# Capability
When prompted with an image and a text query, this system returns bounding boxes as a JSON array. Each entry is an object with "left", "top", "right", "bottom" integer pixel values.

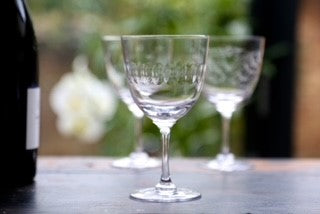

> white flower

[
  {"left": 50, "top": 55, "right": 117, "bottom": 143},
  {"left": 56, "top": 113, "right": 106, "bottom": 143}
]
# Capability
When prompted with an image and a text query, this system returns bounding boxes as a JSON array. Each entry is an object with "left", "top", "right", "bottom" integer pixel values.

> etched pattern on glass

[
  {"left": 206, "top": 46, "right": 262, "bottom": 92},
  {"left": 206, "top": 46, "right": 262, "bottom": 100},
  {"left": 126, "top": 62, "right": 205, "bottom": 123}
]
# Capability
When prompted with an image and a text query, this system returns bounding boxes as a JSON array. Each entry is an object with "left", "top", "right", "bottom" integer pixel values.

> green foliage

[{"left": 29, "top": 0, "right": 251, "bottom": 157}]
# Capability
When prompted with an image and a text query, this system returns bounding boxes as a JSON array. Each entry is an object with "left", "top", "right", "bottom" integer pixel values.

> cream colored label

[{"left": 26, "top": 88, "right": 40, "bottom": 150}]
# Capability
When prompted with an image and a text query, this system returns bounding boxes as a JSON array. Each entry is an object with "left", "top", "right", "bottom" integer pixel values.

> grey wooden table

[{"left": 1, "top": 157, "right": 320, "bottom": 213}]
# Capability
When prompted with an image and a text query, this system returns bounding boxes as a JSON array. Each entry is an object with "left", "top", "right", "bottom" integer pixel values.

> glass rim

[
  {"left": 209, "top": 35, "right": 265, "bottom": 42},
  {"left": 121, "top": 34, "right": 208, "bottom": 40},
  {"left": 102, "top": 35, "right": 121, "bottom": 41},
  {"left": 102, "top": 35, "right": 264, "bottom": 41}
]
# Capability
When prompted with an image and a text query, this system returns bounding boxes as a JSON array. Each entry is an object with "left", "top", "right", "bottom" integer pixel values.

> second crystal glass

[
  {"left": 121, "top": 35, "right": 209, "bottom": 202},
  {"left": 102, "top": 36, "right": 160, "bottom": 169},
  {"left": 204, "top": 36, "right": 265, "bottom": 172}
]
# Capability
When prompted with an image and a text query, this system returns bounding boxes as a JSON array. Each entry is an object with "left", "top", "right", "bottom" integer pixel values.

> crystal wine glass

[
  {"left": 121, "top": 35, "right": 209, "bottom": 202},
  {"left": 102, "top": 36, "right": 160, "bottom": 169},
  {"left": 204, "top": 36, "right": 265, "bottom": 172}
]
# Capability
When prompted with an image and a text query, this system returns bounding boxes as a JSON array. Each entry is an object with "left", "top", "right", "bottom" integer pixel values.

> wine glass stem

[
  {"left": 221, "top": 113, "right": 232, "bottom": 155},
  {"left": 133, "top": 116, "right": 144, "bottom": 153},
  {"left": 160, "top": 127, "right": 172, "bottom": 183}
]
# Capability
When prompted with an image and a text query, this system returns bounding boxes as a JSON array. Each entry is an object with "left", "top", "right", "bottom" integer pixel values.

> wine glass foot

[
  {"left": 112, "top": 152, "right": 160, "bottom": 169},
  {"left": 206, "top": 153, "right": 252, "bottom": 172},
  {"left": 130, "top": 187, "right": 201, "bottom": 203}
]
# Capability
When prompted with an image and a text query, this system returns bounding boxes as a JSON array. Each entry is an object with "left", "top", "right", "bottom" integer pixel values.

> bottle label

[{"left": 26, "top": 87, "right": 40, "bottom": 150}]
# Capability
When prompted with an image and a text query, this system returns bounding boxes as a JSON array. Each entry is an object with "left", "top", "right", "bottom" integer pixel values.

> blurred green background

[{"left": 29, "top": 0, "right": 251, "bottom": 157}]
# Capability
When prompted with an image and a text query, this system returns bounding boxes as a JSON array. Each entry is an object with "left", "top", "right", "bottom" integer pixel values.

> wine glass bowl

[
  {"left": 122, "top": 35, "right": 209, "bottom": 202},
  {"left": 126, "top": 62, "right": 205, "bottom": 127},
  {"left": 102, "top": 36, "right": 160, "bottom": 169},
  {"left": 204, "top": 36, "right": 265, "bottom": 172}
]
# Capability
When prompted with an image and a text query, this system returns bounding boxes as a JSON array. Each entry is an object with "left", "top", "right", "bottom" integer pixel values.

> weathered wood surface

[{"left": 1, "top": 157, "right": 320, "bottom": 213}]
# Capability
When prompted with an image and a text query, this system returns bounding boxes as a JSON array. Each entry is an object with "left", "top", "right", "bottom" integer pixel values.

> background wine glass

[
  {"left": 122, "top": 35, "right": 209, "bottom": 202},
  {"left": 203, "top": 36, "right": 265, "bottom": 172},
  {"left": 102, "top": 36, "right": 160, "bottom": 169}
]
